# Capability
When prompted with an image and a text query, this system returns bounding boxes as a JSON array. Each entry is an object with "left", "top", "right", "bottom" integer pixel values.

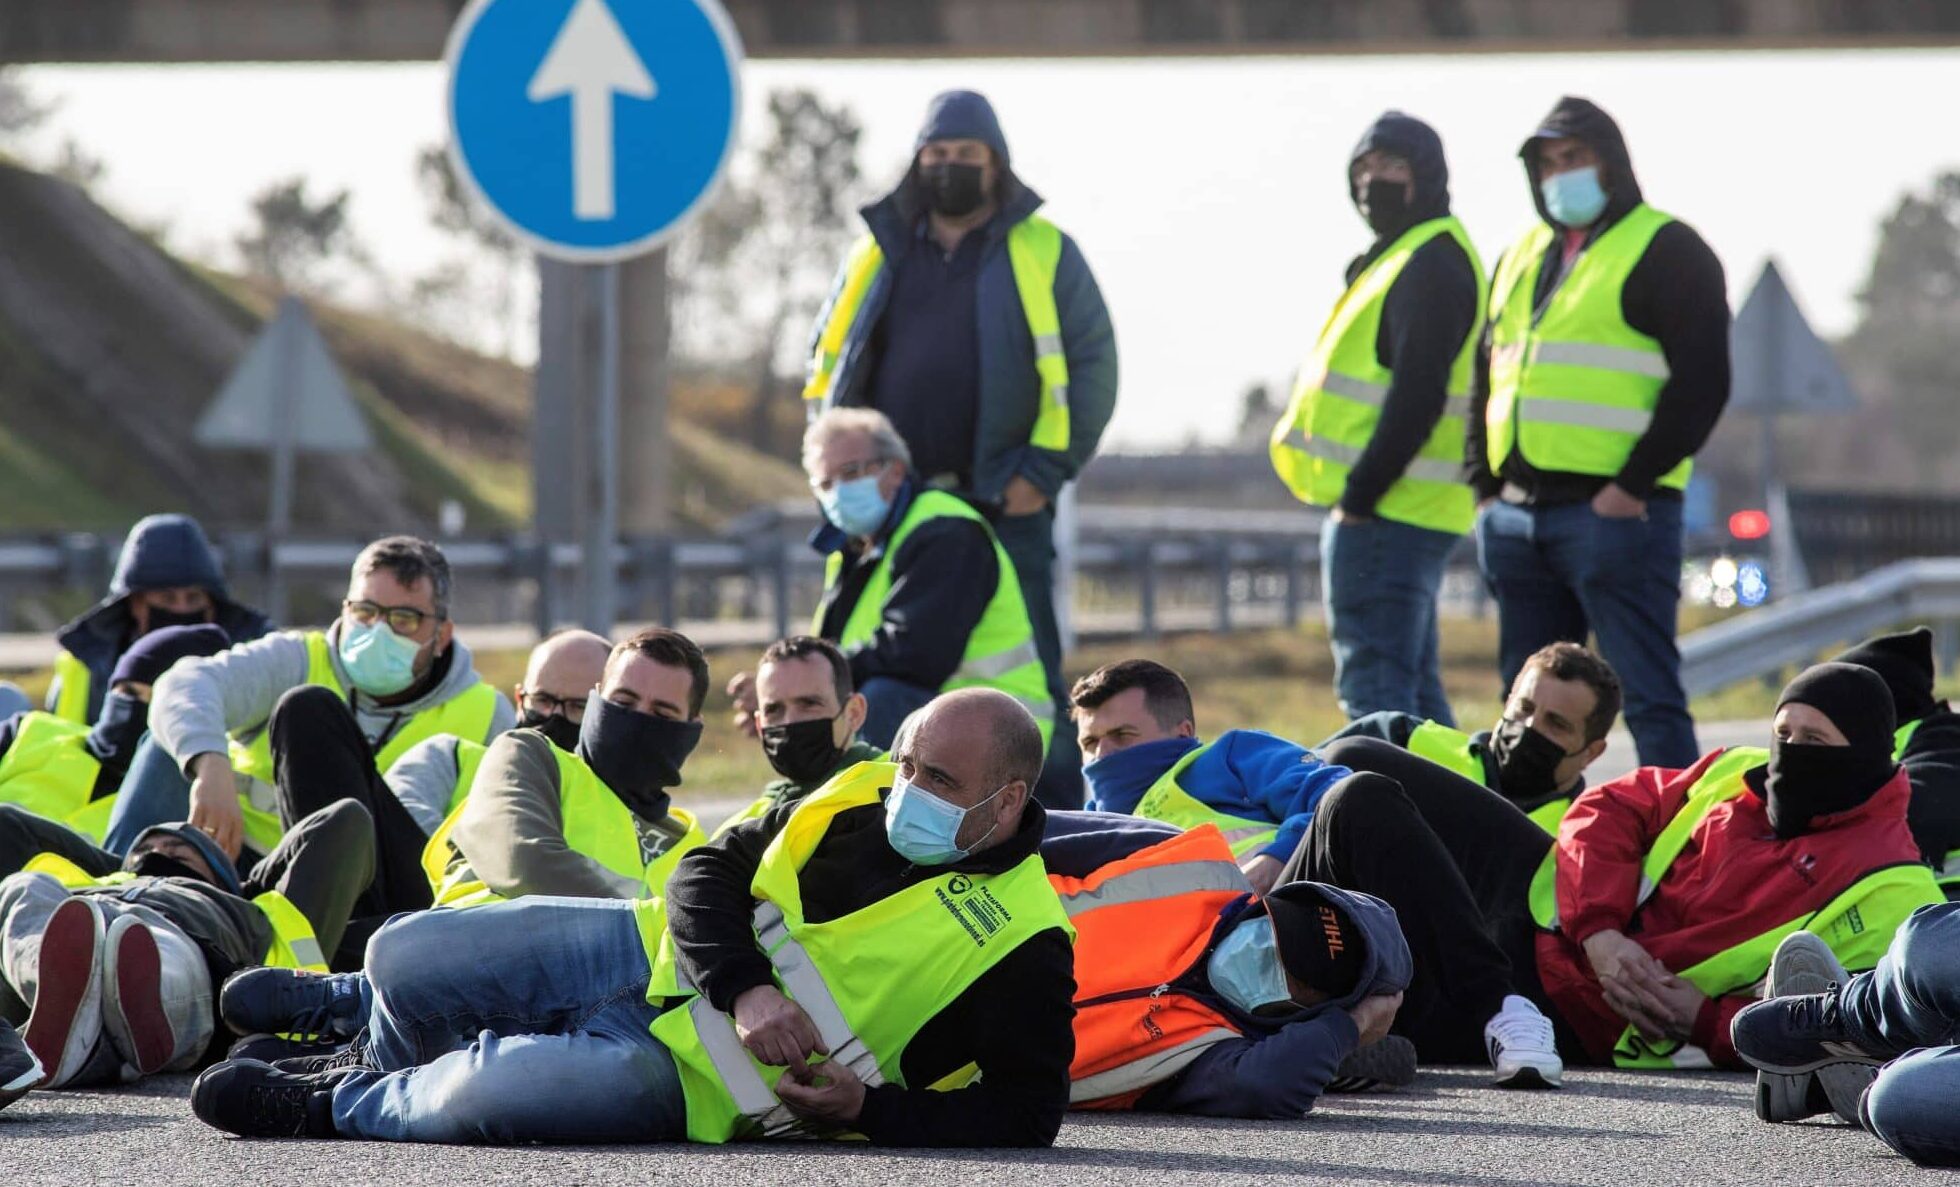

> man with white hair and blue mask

[{"left": 802, "top": 88, "right": 1119, "bottom": 809}]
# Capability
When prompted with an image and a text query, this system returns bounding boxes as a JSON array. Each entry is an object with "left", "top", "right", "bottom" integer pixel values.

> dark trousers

[
  {"left": 1281, "top": 738, "right": 1561, "bottom": 1062},
  {"left": 995, "top": 505, "right": 1083, "bottom": 810},
  {"left": 269, "top": 686, "right": 434, "bottom": 948}
]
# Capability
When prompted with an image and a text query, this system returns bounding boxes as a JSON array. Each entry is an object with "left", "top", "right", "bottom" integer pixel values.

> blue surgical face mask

[
  {"left": 884, "top": 776, "right": 1005, "bottom": 866},
  {"left": 1206, "top": 916, "right": 1294, "bottom": 1016},
  {"left": 819, "top": 474, "right": 892, "bottom": 538},
  {"left": 1541, "top": 164, "right": 1608, "bottom": 228},
  {"left": 337, "top": 619, "right": 426, "bottom": 697}
]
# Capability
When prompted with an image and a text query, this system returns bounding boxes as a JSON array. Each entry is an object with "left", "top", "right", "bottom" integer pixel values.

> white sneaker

[{"left": 1485, "top": 994, "right": 1564, "bottom": 1088}]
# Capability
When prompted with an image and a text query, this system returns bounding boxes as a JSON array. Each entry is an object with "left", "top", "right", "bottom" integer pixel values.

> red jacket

[{"left": 1534, "top": 749, "right": 1922, "bottom": 1067}]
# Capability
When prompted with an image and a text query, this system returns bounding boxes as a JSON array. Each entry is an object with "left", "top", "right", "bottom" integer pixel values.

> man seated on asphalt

[
  {"left": 191, "top": 689, "right": 1076, "bottom": 1148},
  {"left": 101, "top": 535, "right": 514, "bottom": 877},
  {"left": 0, "top": 808, "right": 370, "bottom": 1094},
  {"left": 1070, "top": 659, "right": 1355, "bottom": 895},
  {"left": 1319, "top": 641, "right": 1621, "bottom": 832},
  {"left": 421, "top": 628, "right": 710, "bottom": 908},
  {"left": 1, "top": 513, "right": 274, "bottom": 727},
  {"left": 0, "top": 626, "right": 231, "bottom": 842},
  {"left": 1734, "top": 903, "right": 1960, "bottom": 1167},
  {"left": 1070, "top": 658, "right": 1563, "bottom": 1086},
  {"left": 1310, "top": 661, "right": 1942, "bottom": 1077},
  {"left": 718, "top": 635, "right": 882, "bottom": 835},
  {"left": 782, "top": 407, "right": 1052, "bottom": 755},
  {"left": 1042, "top": 810, "right": 1412, "bottom": 1115},
  {"left": 1831, "top": 626, "right": 1960, "bottom": 896}
]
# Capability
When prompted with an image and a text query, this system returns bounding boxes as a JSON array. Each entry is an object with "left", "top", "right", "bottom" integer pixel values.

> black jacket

[
  {"left": 1901, "top": 704, "right": 1960, "bottom": 873},
  {"left": 1467, "top": 96, "right": 1731, "bottom": 504},
  {"left": 1337, "top": 112, "right": 1481, "bottom": 518},
  {"left": 665, "top": 790, "right": 1074, "bottom": 1148},
  {"left": 812, "top": 483, "right": 1000, "bottom": 692}
]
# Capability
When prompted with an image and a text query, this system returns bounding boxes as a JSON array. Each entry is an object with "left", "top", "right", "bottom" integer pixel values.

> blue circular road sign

[{"left": 445, "top": 0, "right": 743, "bottom": 263}]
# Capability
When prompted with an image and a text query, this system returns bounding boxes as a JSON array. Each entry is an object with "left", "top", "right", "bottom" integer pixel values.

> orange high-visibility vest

[{"left": 1048, "top": 824, "right": 1256, "bottom": 1109}]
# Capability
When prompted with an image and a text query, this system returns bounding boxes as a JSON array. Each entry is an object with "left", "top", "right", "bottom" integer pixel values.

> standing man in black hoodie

[
  {"left": 1271, "top": 111, "right": 1484, "bottom": 724},
  {"left": 1470, "top": 97, "right": 1730, "bottom": 771}
]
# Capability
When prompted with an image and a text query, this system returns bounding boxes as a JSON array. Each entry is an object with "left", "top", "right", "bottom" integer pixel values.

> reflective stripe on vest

[
  {"left": 803, "top": 219, "right": 1072, "bottom": 452},
  {"left": 1131, "top": 744, "right": 1278, "bottom": 858},
  {"left": 1405, "top": 720, "right": 1489, "bottom": 786},
  {"left": 820, "top": 490, "right": 1053, "bottom": 748},
  {"left": 640, "top": 761, "right": 1071, "bottom": 1142},
  {"left": 229, "top": 631, "right": 500, "bottom": 855},
  {"left": 51, "top": 651, "right": 93, "bottom": 724},
  {"left": 1050, "top": 824, "right": 1252, "bottom": 1107},
  {"left": 1486, "top": 205, "right": 1689, "bottom": 491},
  {"left": 0, "top": 711, "right": 102, "bottom": 825},
  {"left": 1270, "top": 216, "right": 1486, "bottom": 535}
]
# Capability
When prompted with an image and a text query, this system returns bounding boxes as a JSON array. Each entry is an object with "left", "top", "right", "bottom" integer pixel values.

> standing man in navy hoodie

[
  {"left": 1470, "top": 97, "right": 1730, "bottom": 770},
  {"left": 802, "top": 89, "right": 1119, "bottom": 809}
]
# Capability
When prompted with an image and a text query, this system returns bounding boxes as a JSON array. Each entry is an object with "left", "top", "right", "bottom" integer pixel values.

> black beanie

[
  {"left": 1264, "top": 883, "right": 1366, "bottom": 1000},
  {"left": 109, "top": 624, "right": 231, "bottom": 690},
  {"left": 1833, "top": 627, "right": 1937, "bottom": 725},
  {"left": 1777, "top": 662, "right": 1898, "bottom": 753}
]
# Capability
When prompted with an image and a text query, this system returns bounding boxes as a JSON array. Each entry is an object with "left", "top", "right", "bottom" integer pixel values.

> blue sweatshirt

[{"left": 1083, "top": 730, "right": 1353, "bottom": 863}]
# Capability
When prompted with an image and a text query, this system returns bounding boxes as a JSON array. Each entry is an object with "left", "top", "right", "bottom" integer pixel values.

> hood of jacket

[
  {"left": 1190, "top": 883, "right": 1413, "bottom": 1033},
  {"left": 125, "top": 821, "right": 245, "bottom": 896},
  {"left": 862, "top": 90, "right": 1042, "bottom": 264},
  {"left": 1347, "top": 109, "right": 1452, "bottom": 276},
  {"left": 57, "top": 515, "right": 272, "bottom": 673},
  {"left": 1519, "top": 95, "right": 1645, "bottom": 231}
]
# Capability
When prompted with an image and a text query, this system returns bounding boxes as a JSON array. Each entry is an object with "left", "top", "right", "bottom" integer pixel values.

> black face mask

[
  {"left": 141, "top": 606, "right": 213, "bottom": 633},
  {"left": 919, "top": 162, "right": 988, "bottom": 217},
  {"left": 760, "top": 715, "right": 848, "bottom": 787},
  {"left": 576, "top": 691, "right": 703, "bottom": 821},
  {"left": 520, "top": 709, "right": 584, "bottom": 754},
  {"left": 87, "top": 691, "right": 151, "bottom": 767},
  {"left": 1488, "top": 718, "right": 1579, "bottom": 799},
  {"left": 1358, "top": 178, "right": 1411, "bottom": 235},
  {"left": 127, "top": 851, "right": 212, "bottom": 885},
  {"left": 1762, "top": 739, "right": 1895, "bottom": 840}
]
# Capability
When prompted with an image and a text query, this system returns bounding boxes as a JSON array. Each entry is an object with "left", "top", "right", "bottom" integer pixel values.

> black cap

[
  {"left": 1833, "top": 627, "right": 1937, "bottom": 725},
  {"left": 1264, "top": 883, "right": 1366, "bottom": 1000},
  {"left": 109, "top": 624, "right": 231, "bottom": 690}
]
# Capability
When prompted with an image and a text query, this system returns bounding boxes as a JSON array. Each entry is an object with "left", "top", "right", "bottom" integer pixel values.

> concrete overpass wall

[{"left": 6, "top": 0, "right": 1960, "bottom": 64}]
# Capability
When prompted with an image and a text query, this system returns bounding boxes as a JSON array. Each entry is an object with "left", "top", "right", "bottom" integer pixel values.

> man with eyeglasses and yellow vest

[
  {"left": 191, "top": 689, "right": 1077, "bottom": 1148},
  {"left": 802, "top": 89, "right": 1117, "bottom": 809},
  {"left": 1271, "top": 111, "right": 1484, "bottom": 725},
  {"left": 1470, "top": 96, "right": 1730, "bottom": 771},
  {"left": 103, "top": 537, "right": 514, "bottom": 879}
]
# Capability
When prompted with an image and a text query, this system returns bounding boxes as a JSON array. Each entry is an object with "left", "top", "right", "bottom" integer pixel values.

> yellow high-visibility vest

[{"left": 1132, "top": 743, "right": 1278, "bottom": 859}]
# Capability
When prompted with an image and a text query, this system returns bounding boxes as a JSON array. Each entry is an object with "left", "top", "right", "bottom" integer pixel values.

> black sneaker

[
  {"left": 1733, "top": 931, "right": 1881, "bottom": 1124},
  {"left": 0, "top": 1019, "right": 44, "bottom": 1111},
  {"left": 219, "top": 968, "right": 362, "bottom": 1041},
  {"left": 1327, "top": 1034, "right": 1418, "bottom": 1093},
  {"left": 190, "top": 1059, "right": 349, "bottom": 1138},
  {"left": 227, "top": 1033, "right": 342, "bottom": 1064},
  {"left": 272, "top": 1045, "right": 371, "bottom": 1075}
]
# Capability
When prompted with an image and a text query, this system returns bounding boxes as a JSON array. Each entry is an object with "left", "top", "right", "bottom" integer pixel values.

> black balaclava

[
  {"left": 576, "top": 690, "right": 702, "bottom": 821},
  {"left": 1759, "top": 663, "right": 1899, "bottom": 839},
  {"left": 1833, "top": 627, "right": 1938, "bottom": 726}
]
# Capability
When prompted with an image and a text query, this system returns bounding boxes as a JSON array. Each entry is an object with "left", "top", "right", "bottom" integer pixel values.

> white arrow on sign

[{"left": 527, "top": 0, "right": 656, "bottom": 221}]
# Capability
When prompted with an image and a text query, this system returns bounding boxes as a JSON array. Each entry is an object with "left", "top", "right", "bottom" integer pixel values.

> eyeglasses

[
  {"left": 521, "top": 691, "right": 588, "bottom": 722},
  {"left": 343, "top": 599, "right": 437, "bottom": 636},
  {"left": 809, "top": 457, "right": 888, "bottom": 494}
]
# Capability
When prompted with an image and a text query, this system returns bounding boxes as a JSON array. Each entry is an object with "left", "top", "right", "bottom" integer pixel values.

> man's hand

[
  {"left": 1590, "top": 483, "right": 1647, "bottom": 519},
  {"left": 732, "top": 985, "right": 828, "bottom": 1072},
  {"left": 1239, "top": 854, "right": 1283, "bottom": 896},
  {"left": 1001, "top": 475, "right": 1050, "bottom": 518},
  {"left": 727, "top": 671, "right": 759, "bottom": 739},
  {"left": 1346, "top": 991, "right": 1404, "bottom": 1048},
  {"left": 1582, "top": 929, "right": 1664, "bottom": 985},
  {"left": 775, "top": 1058, "right": 867, "bottom": 1127},
  {"left": 1585, "top": 929, "right": 1678, "bottom": 1038},
  {"left": 1606, "top": 969, "right": 1707, "bottom": 1044},
  {"left": 187, "top": 753, "right": 245, "bottom": 859}
]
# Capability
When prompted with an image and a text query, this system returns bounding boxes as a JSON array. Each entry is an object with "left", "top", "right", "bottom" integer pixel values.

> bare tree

[
  {"left": 235, "top": 177, "right": 356, "bottom": 293},
  {"left": 415, "top": 144, "right": 529, "bottom": 357},
  {"left": 0, "top": 68, "right": 52, "bottom": 143}
]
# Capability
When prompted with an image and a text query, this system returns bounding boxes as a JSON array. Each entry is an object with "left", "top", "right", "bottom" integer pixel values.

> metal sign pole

[
  {"left": 584, "top": 262, "right": 621, "bottom": 632},
  {"left": 265, "top": 298, "right": 301, "bottom": 623}
]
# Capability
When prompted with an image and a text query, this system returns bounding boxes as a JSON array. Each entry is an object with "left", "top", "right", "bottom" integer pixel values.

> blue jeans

[
  {"left": 1840, "top": 902, "right": 1960, "bottom": 1167},
  {"left": 857, "top": 676, "right": 938, "bottom": 752},
  {"left": 101, "top": 734, "right": 194, "bottom": 856},
  {"left": 1475, "top": 498, "right": 1698, "bottom": 768},
  {"left": 1321, "top": 516, "right": 1459, "bottom": 724},
  {"left": 995, "top": 505, "right": 1083, "bottom": 810},
  {"left": 330, "top": 897, "right": 684, "bottom": 1144}
]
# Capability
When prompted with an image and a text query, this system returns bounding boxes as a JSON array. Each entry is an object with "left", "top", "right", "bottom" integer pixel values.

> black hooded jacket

[
  {"left": 1467, "top": 97, "right": 1731, "bottom": 504},
  {"left": 1336, "top": 113, "right": 1481, "bottom": 518}
]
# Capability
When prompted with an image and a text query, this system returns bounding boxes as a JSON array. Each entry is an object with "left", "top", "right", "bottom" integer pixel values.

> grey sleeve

[
  {"left": 381, "top": 735, "right": 462, "bottom": 837},
  {"left": 149, "top": 631, "right": 314, "bottom": 770},
  {"left": 451, "top": 731, "right": 642, "bottom": 900},
  {"left": 483, "top": 690, "right": 518, "bottom": 740}
]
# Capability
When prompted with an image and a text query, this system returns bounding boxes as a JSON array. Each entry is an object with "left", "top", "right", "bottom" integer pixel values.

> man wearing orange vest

[{"left": 1042, "top": 811, "right": 1412, "bottom": 1115}]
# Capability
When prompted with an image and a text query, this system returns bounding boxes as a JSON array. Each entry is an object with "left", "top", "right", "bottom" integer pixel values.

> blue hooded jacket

[
  {"left": 810, "top": 89, "right": 1119, "bottom": 504},
  {"left": 1042, "top": 811, "right": 1415, "bottom": 1118},
  {"left": 50, "top": 514, "right": 275, "bottom": 723}
]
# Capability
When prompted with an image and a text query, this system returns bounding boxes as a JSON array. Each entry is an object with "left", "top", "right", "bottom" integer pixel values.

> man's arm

[
  {"left": 149, "top": 632, "right": 313, "bottom": 770},
  {"left": 1554, "top": 752, "right": 1717, "bottom": 943},
  {"left": 1340, "top": 236, "right": 1479, "bottom": 517},
  {"left": 1613, "top": 222, "right": 1731, "bottom": 499},
  {"left": 1463, "top": 248, "right": 1506, "bottom": 501},
  {"left": 380, "top": 735, "right": 463, "bottom": 838},
  {"left": 451, "top": 731, "right": 640, "bottom": 899},
  {"left": 1013, "top": 235, "right": 1118, "bottom": 500},
  {"left": 1213, "top": 732, "right": 1352, "bottom": 863},
  {"left": 1314, "top": 710, "right": 1426, "bottom": 750},
  {"left": 854, "top": 928, "right": 1076, "bottom": 1147},
  {"left": 1143, "top": 1011, "right": 1361, "bottom": 1119},
  {"left": 844, "top": 518, "right": 998, "bottom": 691},
  {"left": 665, "top": 802, "right": 796, "bottom": 1011}
]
